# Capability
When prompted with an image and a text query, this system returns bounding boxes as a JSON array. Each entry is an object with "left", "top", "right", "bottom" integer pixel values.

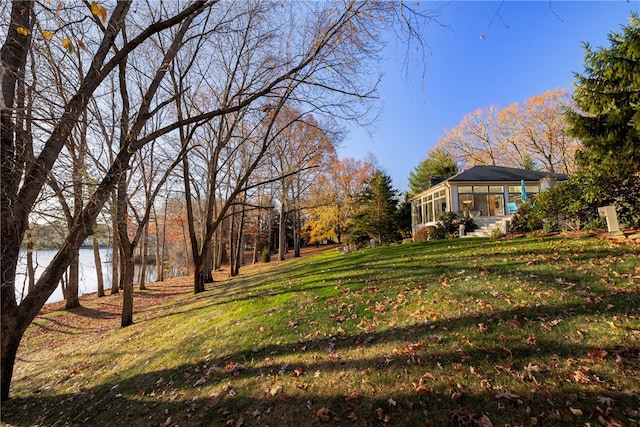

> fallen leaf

[
  {"left": 525, "top": 362, "right": 540, "bottom": 372},
  {"left": 608, "top": 321, "right": 622, "bottom": 330},
  {"left": 206, "top": 394, "right": 220, "bottom": 409},
  {"left": 415, "top": 385, "right": 431, "bottom": 394},
  {"left": 587, "top": 348, "right": 608, "bottom": 358},
  {"left": 597, "top": 395, "right": 615, "bottom": 407},
  {"left": 573, "top": 368, "right": 591, "bottom": 384},
  {"left": 569, "top": 407, "right": 583, "bottom": 416},
  {"left": 375, "top": 407, "right": 390, "bottom": 422},
  {"left": 477, "top": 414, "right": 494, "bottom": 427},
  {"left": 268, "top": 385, "right": 282, "bottom": 396},
  {"left": 348, "top": 391, "right": 364, "bottom": 400},
  {"left": 316, "top": 407, "right": 331, "bottom": 422},
  {"left": 495, "top": 387, "right": 519, "bottom": 401}
]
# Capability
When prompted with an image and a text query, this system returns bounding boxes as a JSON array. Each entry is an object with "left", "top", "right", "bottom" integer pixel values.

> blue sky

[{"left": 337, "top": 1, "right": 639, "bottom": 193}]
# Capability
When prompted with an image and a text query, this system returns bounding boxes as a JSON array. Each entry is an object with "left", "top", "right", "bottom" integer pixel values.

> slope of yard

[{"left": 2, "top": 235, "right": 639, "bottom": 426}]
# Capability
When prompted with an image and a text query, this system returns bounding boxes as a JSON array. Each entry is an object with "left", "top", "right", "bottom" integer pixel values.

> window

[
  {"left": 412, "top": 189, "right": 448, "bottom": 224},
  {"left": 457, "top": 185, "right": 506, "bottom": 216}
]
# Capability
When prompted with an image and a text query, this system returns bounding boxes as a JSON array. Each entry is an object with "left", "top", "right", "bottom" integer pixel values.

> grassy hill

[{"left": 2, "top": 235, "right": 639, "bottom": 426}]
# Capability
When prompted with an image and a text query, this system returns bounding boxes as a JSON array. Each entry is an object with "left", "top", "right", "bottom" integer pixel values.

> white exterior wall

[{"left": 450, "top": 185, "right": 459, "bottom": 213}]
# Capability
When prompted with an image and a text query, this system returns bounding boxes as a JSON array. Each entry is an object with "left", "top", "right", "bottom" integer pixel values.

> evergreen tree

[
  {"left": 352, "top": 170, "right": 400, "bottom": 245},
  {"left": 566, "top": 13, "right": 640, "bottom": 172},
  {"left": 408, "top": 148, "right": 458, "bottom": 196},
  {"left": 565, "top": 13, "right": 640, "bottom": 227},
  {"left": 396, "top": 193, "right": 413, "bottom": 239}
]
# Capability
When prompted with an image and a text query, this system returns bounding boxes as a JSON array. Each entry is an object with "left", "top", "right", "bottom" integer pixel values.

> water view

[{"left": 15, "top": 248, "right": 158, "bottom": 305}]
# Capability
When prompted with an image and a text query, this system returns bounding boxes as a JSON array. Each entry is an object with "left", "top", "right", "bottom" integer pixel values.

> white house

[{"left": 410, "top": 165, "right": 568, "bottom": 233}]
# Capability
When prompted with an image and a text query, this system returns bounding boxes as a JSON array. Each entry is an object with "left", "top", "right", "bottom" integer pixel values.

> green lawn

[{"left": 2, "top": 235, "right": 639, "bottom": 426}]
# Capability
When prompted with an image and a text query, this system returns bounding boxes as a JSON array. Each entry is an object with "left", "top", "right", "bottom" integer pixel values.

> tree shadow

[{"left": 5, "top": 237, "right": 638, "bottom": 426}]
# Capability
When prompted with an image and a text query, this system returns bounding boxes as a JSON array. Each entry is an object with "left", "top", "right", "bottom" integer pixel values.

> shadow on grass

[
  {"left": 3, "top": 333, "right": 638, "bottom": 426},
  {"left": 5, "top": 237, "right": 639, "bottom": 426}
]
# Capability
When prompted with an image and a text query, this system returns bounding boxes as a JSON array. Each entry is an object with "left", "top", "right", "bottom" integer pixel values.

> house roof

[{"left": 448, "top": 165, "right": 568, "bottom": 182}]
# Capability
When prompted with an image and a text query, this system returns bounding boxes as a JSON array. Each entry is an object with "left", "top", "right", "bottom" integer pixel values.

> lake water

[{"left": 15, "top": 248, "right": 158, "bottom": 304}]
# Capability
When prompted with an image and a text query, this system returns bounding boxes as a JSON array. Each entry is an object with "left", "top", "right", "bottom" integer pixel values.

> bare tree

[
  {"left": 437, "top": 89, "right": 580, "bottom": 173},
  {"left": 1, "top": 0, "right": 432, "bottom": 401},
  {"left": 1, "top": 1, "right": 211, "bottom": 400}
]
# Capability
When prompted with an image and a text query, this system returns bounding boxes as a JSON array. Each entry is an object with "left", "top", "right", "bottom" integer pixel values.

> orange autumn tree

[
  {"left": 305, "top": 157, "right": 375, "bottom": 244},
  {"left": 436, "top": 88, "right": 580, "bottom": 173}
]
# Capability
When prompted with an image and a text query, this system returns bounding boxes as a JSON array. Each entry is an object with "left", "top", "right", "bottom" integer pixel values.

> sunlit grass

[{"left": 3, "top": 235, "right": 639, "bottom": 426}]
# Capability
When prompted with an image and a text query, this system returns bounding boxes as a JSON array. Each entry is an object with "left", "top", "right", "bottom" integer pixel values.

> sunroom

[{"left": 410, "top": 165, "right": 568, "bottom": 232}]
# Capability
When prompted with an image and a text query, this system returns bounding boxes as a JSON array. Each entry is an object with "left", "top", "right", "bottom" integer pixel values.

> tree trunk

[
  {"left": 229, "top": 212, "right": 236, "bottom": 276},
  {"left": 64, "top": 254, "right": 81, "bottom": 310},
  {"left": 193, "top": 254, "right": 206, "bottom": 294},
  {"left": 93, "top": 233, "right": 105, "bottom": 297},
  {"left": 278, "top": 203, "right": 286, "bottom": 261},
  {"left": 26, "top": 228, "right": 35, "bottom": 294},
  {"left": 214, "top": 228, "right": 223, "bottom": 270},
  {"left": 110, "top": 200, "right": 120, "bottom": 295},
  {"left": 138, "top": 223, "right": 148, "bottom": 290},
  {"left": 293, "top": 207, "right": 301, "bottom": 258},
  {"left": 233, "top": 204, "right": 245, "bottom": 275},
  {"left": 252, "top": 237, "right": 258, "bottom": 264},
  {"left": 204, "top": 243, "right": 213, "bottom": 283},
  {"left": 1, "top": 307, "right": 29, "bottom": 402},
  {"left": 118, "top": 163, "right": 134, "bottom": 325},
  {"left": 155, "top": 204, "right": 164, "bottom": 282},
  {"left": 120, "top": 245, "right": 135, "bottom": 327}
]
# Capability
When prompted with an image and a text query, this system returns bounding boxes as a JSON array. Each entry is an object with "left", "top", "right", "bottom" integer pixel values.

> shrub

[
  {"left": 413, "top": 213, "right": 477, "bottom": 241},
  {"left": 260, "top": 248, "right": 271, "bottom": 263},
  {"left": 413, "top": 226, "right": 436, "bottom": 242},
  {"left": 490, "top": 228, "right": 504, "bottom": 239},
  {"left": 510, "top": 202, "right": 541, "bottom": 233}
]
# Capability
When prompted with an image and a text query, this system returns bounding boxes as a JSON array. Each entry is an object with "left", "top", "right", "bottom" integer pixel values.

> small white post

[{"left": 597, "top": 205, "right": 623, "bottom": 237}]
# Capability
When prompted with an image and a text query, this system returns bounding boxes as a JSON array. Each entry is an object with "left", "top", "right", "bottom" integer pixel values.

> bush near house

[
  {"left": 413, "top": 213, "right": 477, "bottom": 241},
  {"left": 516, "top": 172, "right": 640, "bottom": 234}
]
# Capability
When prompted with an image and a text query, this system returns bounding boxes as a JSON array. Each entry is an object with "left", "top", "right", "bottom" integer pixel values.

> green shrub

[
  {"left": 510, "top": 202, "right": 542, "bottom": 233},
  {"left": 490, "top": 228, "right": 504, "bottom": 239},
  {"left": 413, "top": 213, "right": 477, "bottom": 240},
  {"left": 260, "top": 248, "right": 271, "bottom": 263}
]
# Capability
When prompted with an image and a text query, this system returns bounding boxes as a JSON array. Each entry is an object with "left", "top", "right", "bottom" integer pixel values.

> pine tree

[
  {"left": 566, "top": 13, "right": 640, "bottom": 172},
  {"left": 352, "top": 170, "right": 400, "bottom": 245},
  {"left": 565, "top": 13, "right": 640, "bottom": 227},
  {"left": 408, "top": 148, "right": 458, "bottom": 196}
]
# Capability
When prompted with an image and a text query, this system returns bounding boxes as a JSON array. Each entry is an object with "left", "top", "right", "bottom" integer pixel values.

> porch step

[{"left": 462, "top": 217, "right": 508, "bottom": 238}]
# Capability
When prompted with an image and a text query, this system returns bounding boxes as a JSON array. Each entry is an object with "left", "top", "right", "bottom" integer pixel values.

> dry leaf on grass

[
  {"left": 572, "top": 368, "right": 592, "bottom": 384},
  {"left": 495, "top": 387, "right": 520, "bottom": 401},
  {"left": 477, "top": 414, "right": 494, "bottom": 427},
  {"left": 316, "top": 407, "right": 332, "bottom": 422}
]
